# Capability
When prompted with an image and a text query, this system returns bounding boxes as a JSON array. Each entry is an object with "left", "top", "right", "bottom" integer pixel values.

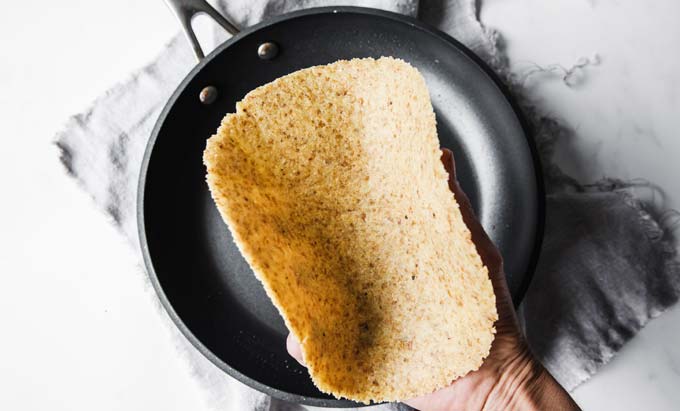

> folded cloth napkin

[{"left": 55, "top": 0, "right": 680, "bottom": 409}]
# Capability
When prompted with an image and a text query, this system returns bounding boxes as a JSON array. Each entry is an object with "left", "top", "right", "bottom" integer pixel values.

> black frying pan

[{"left": 138, "top": 0, "right": 544, "bottom": 407}]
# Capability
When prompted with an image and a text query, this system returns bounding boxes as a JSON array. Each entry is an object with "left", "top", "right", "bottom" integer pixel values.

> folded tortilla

[{"left": 203, "top": 57, "right": 497, "bottom": 403}]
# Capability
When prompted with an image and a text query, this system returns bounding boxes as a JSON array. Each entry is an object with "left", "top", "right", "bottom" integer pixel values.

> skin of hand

[{"left": 286, "top": 149, "right": 580, "bottom": 411}]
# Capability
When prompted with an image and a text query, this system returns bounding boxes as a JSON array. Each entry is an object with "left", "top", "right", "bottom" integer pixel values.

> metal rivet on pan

[
  {"left": 257, "top": 42, "right": 279, "bottom": 60},
  {"left": 199, "top": 86, "right": 218, "bottom": 105}
]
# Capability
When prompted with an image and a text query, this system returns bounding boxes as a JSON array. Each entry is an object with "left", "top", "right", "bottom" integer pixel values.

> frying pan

[{"left": 138, "top": 0, "right": 544, "bottom": 407}]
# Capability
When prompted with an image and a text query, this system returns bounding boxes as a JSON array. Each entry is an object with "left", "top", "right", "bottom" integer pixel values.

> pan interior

[{"left": 141, "top": 8, "right": 538, "bottom": 407}]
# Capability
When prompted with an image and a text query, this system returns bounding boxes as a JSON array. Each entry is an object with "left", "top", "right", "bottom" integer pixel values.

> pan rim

[{"left": 137, "top": 5, "right": 545, "bottom": 407}]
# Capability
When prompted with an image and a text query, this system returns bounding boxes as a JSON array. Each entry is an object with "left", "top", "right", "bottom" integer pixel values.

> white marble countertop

[{"left": 1, "top": 0, "right": 678, "bottom": 409}]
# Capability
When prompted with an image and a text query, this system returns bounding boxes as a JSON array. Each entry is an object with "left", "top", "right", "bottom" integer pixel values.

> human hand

[{"left": 287, "top": 149, "right": 579, "bottom": 411}]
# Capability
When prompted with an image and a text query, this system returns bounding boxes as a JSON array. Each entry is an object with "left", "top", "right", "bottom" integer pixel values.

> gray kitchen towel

[{"left": 55, "top": 0, "right": 680, "bottom": 409}]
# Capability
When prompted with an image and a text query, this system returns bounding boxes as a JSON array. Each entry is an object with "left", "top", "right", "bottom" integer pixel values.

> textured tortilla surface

[{"left": 203, "top": 57, "right": 497, "bottom": 403}]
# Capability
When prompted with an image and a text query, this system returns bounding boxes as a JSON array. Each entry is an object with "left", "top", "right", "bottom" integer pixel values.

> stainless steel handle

[{"left": 164, "top": 0, "right": 240, "bottom": 61}]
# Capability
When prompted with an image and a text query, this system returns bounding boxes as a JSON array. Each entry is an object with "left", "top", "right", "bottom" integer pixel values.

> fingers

[
  {"left": 440, "top": 149, "right": 502, "bottom": 273},
  {"left": 440, "top": 148, "right": 517, "bottom": 326},
  {"left": 286, "top": 333, "right": 306, "bottom": 366},
  {"left": 441, "top": 147, "right": 458, "bottom": 181},
  {"left": 285, "top": 150, "right": 520, "bottom": 372}
]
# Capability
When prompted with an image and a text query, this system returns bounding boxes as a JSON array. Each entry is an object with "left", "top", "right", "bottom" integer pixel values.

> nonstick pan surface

[{"left": 139, "top": 6, "right": 543, "bottom": 407}]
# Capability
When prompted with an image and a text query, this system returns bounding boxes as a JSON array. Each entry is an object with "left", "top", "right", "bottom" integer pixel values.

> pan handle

[{"left": 164, "top": 0, "right": 240, "bottom": 61}]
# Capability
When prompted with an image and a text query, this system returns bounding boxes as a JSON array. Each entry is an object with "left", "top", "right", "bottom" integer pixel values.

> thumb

[{"left": 286, "top": 333, "right": 306, "bottom": 366}]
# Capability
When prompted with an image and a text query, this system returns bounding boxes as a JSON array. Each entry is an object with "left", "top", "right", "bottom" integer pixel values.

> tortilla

[{"left": 203, "top": 57, "right": 497, "bottom": 403}]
